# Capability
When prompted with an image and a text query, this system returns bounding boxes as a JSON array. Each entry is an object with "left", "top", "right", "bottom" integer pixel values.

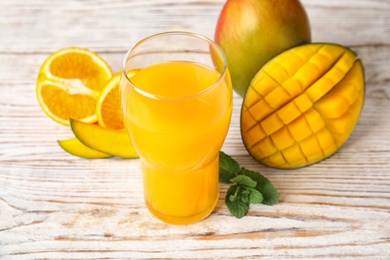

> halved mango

[
  {"left": 241, "top": 43, "right": 365, "bottom": 169},
  {"left": 70, "top": 119, "right": 138, "bottom": 159},
  {"left": 58, "top": 137, "right": 112, "bottom": 159}
]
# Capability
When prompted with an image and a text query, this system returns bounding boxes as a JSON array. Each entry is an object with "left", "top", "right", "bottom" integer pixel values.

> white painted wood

[{"left": 1, "top": 0, "right": 390, "bottom": 258}]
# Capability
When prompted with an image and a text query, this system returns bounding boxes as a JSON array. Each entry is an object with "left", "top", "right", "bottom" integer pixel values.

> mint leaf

[
  {"left": 231, "top": 175, "right": 257, "bottom": 188},
  {"left": 239, "top": 188, "right": 250, "bottom": 204},
  {"left": 225, "top": 185, "right": 249, "bottom": 218},
  {"left": 219, "top": 151, "right": 279, "bottom": 219},
  {"left": 228, "top": 185, "right": 241, "bottom": 202},
  {"left": 219, "top": 151, "right": 240, "bottom": 184},
  {"left": 247, "top": 187, "right": 263, "bottom": 204},
  {"left": 241, "top": 168, "right": 279, "bottom": 205},
  {"left": 238, "top": 186, "right": 263, "bottom": 204}
]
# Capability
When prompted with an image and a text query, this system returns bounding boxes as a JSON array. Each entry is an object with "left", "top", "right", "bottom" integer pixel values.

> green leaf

[
  {"left": 219, "top": 151, "right": 279, "bottom": 219},
  {"left": 229, "top": 194, "right": 238, "bottom": 202},
  {"left": 231, "top": 175, "right": 257, "bottom": 188},
  {"left": 247, "top": 187, "right": 263, "bottom": 204},
  {"left": 229, "top": 186, "right": 240, "bottom": 202},
  {"left": 239, "top": 189, "right": 250, "bottom": 204},
  {"left": 219, "top": 151, "right": 240, "bottom": 184},
  {"left": 241, "top": 168, "right": 279, "bottom": 205},
  {"left": 225, "top": 185, "right": 249, "bottom": 218}
]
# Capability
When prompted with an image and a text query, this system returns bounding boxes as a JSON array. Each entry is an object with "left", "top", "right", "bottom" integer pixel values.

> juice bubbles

[{"left": 122, "top": 61, "right": 232, "bottom": 224}]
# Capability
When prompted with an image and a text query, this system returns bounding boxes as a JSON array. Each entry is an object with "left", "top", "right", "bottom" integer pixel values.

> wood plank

[
  {"left": 1, "top": 0, "right": 390, "bottom": 258},
  {"left": 1, "top": 0, "right": 389, "bottom": 53}
]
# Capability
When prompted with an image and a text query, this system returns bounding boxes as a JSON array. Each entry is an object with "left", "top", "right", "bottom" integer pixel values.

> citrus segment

[
  {"left": 36, "top": 47, "right": 113, "bottom": 125},
  {"left": 96, "top": 70, "right": 138, "bottom": 129},
  {"left": 38, "top": 80, "right": 98, "bottom": 124}
]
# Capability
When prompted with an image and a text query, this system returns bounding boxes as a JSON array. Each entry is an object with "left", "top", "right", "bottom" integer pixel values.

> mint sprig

[{"left": 219, "top": 151, "right": 279, "bottom": 218}]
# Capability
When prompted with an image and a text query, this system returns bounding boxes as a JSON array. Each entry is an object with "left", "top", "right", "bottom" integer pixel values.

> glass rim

[{"left": 121, "top": 30, "right": 228, "bottom": 101}]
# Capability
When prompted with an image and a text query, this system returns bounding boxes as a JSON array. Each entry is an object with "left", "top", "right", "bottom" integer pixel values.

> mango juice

[{"left": 122, "top": 61, "right": 232, "bottom": 224}]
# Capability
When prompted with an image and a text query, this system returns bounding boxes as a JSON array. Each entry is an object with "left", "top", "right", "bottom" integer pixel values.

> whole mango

[
  {"left": 215, "top": 0, "right": 311, "bottom": 96},
  {"left": 241, "top": 43, "right": 365, "bottom": 169}
]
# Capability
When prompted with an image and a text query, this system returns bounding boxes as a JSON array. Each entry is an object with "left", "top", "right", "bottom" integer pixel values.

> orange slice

[
  {"left": 96, "top": 70, "right": 138, "bottom": 129},
  {"left": 36, "top": 47, "right": 113, "bottom": 125}
]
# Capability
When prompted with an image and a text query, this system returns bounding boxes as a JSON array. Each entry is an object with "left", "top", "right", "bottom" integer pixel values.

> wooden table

[{"left": 1, "top": 0, "right": 390, "bottom": 258}]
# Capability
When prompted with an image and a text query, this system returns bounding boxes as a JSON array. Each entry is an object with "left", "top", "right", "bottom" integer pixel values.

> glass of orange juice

[{"left": 120, "top": 31, "right": 233, "bottom": 224}]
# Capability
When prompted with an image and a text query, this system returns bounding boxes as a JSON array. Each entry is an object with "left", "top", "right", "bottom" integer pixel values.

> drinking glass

[{"left": 120, "top": 31, "right": 233, "bottom": 224}]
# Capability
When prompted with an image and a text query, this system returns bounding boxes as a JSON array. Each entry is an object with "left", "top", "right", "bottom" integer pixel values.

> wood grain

[{"left": 1, "top": 0, "right": 390, "bottom": 258}]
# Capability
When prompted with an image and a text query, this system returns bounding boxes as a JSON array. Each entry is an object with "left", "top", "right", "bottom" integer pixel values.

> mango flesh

[
  {"left": 70, "top": 119, "right": 138, "bottom": 159},
  {"left": 58, "top": 137, "right": 112, "bottom": 159},
  {"left": 241, "top": 43, "right": 365, "bottom": 169},
  {"left": 215, "top": 0, "right": 311, "bottom": 96}
]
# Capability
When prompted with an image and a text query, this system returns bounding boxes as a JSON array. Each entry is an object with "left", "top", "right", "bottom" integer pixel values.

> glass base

[
  {"left": 141, "top": 156, "right": 220, "bottom": 225},
  {"left": 145, "top": 195, "right": 219, "bottom": 225}
]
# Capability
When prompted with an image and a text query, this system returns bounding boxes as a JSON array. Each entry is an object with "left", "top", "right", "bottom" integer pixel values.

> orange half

[{"left": 36, "top": 47, "right": 113, "bottom": 125}]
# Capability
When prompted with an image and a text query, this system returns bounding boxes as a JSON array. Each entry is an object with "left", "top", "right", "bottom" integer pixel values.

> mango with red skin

[{"left": 215, "top": 0, "right": 311, "bottom": 96}]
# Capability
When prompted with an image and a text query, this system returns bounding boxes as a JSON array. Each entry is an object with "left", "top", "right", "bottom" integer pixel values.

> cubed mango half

[{"left": 241, "top": 43, "right": 365, "bottom": 169}]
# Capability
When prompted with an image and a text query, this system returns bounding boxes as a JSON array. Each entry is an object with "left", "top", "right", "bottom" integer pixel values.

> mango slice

[
  {"left": 70, "top": 119, "right": 138, "bottom": 159},
  {"left": 241, "top": 43, "right": 365, "bottom": 169},
  {"left": 58, "top": 137, "right": 112, "bottom": 159}
]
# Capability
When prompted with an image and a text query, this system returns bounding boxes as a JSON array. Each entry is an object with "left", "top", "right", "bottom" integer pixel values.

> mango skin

[
  {"left": 70, "top": 119, "right": 138, "bottom": 159},
  {"left": 58, "top": 137, "right": 112, "bottom": 159},
  {"left": 240, "top": 43, "right": 365, "bottom": 169},
  {"left": 215, "top": 0, "right": 311, "bottom": 96}
]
